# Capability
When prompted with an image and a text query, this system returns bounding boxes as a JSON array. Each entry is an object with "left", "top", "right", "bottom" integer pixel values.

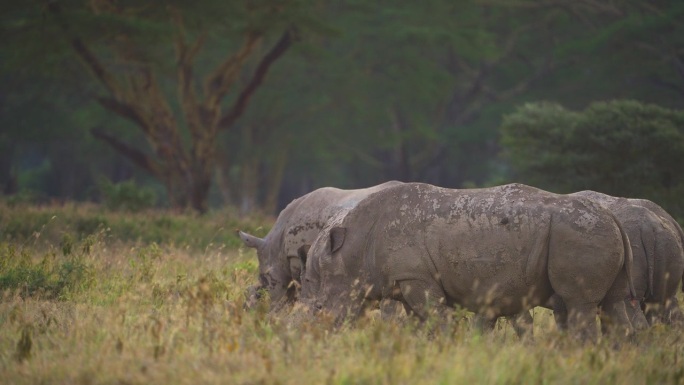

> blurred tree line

[{"left": 1, "top": 0, "right": 683, "bottom": 216}]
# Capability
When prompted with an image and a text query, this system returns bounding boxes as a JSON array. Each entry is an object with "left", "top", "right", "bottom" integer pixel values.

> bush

[
  {"left": 0, "top": 201, "right": 271, "bottom": 251},
  {"left": 97, "top": 178, "right": 157, "bottom": 212},
  {"left": 0, "top": 242, "right": 94, "bottom": 299},
  {"left": 500, "top": 100, "right": 684, "bottom": 219}
]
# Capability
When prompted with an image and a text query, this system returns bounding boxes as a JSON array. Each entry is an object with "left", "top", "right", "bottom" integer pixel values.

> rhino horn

[
  {"left": 330, "top": 227, "right": 346, "bottom": 253},
  {"left": 237, "top": 230, "right": 265, "bottom": 249}
]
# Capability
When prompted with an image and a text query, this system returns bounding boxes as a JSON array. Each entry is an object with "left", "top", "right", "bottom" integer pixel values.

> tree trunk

[
  {"left": 240, "top": 158, "right": 259, "bottom": 216},
  {"left": 0, "top": 139, "right": 16, "bottom": 195},
  {"left": 387, "top": 107, "right": 411, "bottom": 181},
  {"left": 48, "top": 3, "right": 297, "bottom": 212},
  {"left": 263, "top": 148, "right": 289, "bottom": 214},
  {"left": 215, "top": 163, "right": 237, "bottom": 207}
]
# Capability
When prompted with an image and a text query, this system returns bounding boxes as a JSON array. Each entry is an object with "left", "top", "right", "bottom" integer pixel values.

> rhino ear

[
  {"left": 237, "top": 230, "right": 265, "bottom": 249},
  {"left": 329, "top": 227, "right": 346, "bottom": 253}
]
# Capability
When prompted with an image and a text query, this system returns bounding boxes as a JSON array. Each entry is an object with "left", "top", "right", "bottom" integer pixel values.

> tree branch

[
  {"left": 95, "top": 96, "right": 149, "bottom": 132},
  {"left": 219, "top": 28, "right": 296, "bottom": 130},
  {"left": 648, "top": 76, "right": 684, "bottom": 98},
  {"left": 484, "top": 57, "right": 553, "bottom": 101},
  {"left": 445, "top": 46, "right": 475, "bottom": 77},
  {"left": 170, "top": 7, "right": 206, "bottom": 125},
  {"left": 46, "top": 1, "right": 122, "bottom": 97},
  {"left": 204, "top": 32, "right": 263, "bottom": 110},
  {"left": 91, "top": 127, "right": 161, "bottom": 177}
]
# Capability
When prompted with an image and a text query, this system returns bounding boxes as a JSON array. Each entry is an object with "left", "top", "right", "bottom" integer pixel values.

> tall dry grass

[{"left": 1, "top": 203, "right": 683, "bottom": 384}]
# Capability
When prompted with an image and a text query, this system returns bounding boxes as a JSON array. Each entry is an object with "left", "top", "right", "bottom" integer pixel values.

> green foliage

[
  {"left": 129, "top": 243, "right": 163, "bottom": 282},
  {"left": 500, "top": 99, "right": 684, "bottom": 217},
  {"left": 0, "top": 242, "right": 94, "bottom": 299},
  {"left": 97, "top": 178, "right": 157, "bottom": 212},
  {"left": 500, "top": 101, "right": 581, "bottom": 191},
  {"left": 3, "top": 1, "right": 684, "bottom": 212},
  {"left": 0, "top": 200, "right": 269, "bottom": 251}
]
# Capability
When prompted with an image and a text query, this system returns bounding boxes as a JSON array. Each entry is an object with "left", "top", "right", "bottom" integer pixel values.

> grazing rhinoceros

[
  {"left": 493, "top": 191, "right": 684, "bottom": 338},
  {"left": 571, "top": 191, "right": 684, "bottom": 325},
  {"left": 238, "top": 181, "right": 402, "bottom": 311},
  {"left": 299, "top": 182, "right": 637, "bottom": 341}
]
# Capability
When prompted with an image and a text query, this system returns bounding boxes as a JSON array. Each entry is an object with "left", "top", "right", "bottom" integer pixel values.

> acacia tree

[{"left": 33, "top": 0, "right": 315, "bottom": 212}]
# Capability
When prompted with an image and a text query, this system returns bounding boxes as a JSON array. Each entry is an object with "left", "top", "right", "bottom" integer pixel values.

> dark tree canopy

[{"left": 1, "top": 0, "right": 683, "bottom": 214}]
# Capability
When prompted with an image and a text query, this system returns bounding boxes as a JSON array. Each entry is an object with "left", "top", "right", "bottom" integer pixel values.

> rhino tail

[
  {"left": 639, "top": 224, "right": 656, "bottom": 299},
  {"left": 657, "top": 210, "right": 684, "bottom": 294},
  {"left": 525, "top": 213, "right": 552, "bottom": 286},
  {"left": 672, "top": 218, "right": 684, "bottom": 294},
  {"left": 614, "top": 214, "right": 637, "bottom": 300}
]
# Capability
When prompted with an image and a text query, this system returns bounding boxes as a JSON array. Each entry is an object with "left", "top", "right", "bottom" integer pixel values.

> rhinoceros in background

[
  {"left": 300, "top": 182, "right": 637, "bottom": 341},
  {"left": 571, "top": 191, "right": 684, "bottom": 325},
  {"left": 238, "top": 181, "right": 402, "bottom": 311},
  {"left": 485, "top": 191, "right": 684, "bottom": 337}
]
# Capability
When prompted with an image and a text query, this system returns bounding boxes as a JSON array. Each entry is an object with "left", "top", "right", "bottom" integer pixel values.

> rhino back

[{"left": 282, "top": 182, "right": 402, "bottom": 258}]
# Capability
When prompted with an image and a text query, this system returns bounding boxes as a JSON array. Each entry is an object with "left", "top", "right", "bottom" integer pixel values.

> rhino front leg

[
  {"left": 472, "top": 313, "right": 497, "bottom": 335},
  {"left": 379, "top": 298, "right": 406, "bottom": 321},
  {"left": 508, "top": 311, "right": 534, "bottom": 339},
  {"left": 243, "top": 284, "right": 262, "bottom": 310},
  {"left": 398, "top": 279, "right": 451, "bottom": 332}
]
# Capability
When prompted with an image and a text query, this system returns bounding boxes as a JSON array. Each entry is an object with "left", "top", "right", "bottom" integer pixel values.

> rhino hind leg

[
  {"left": 643, "top": 299, "right": 676, "bottom": 325},
  {"left": 666, "top": 296, "right": 684, "bottom": 326},
  {"left": 653, "top": 296, "right": 684, "bottom": 326},
  {"left": 600, "top": 299, "right": 636, "bottom": 337},
  {"left": 560, "top": 300, "right": 600, "bottom": 342},
  {"left": 550, "top": 294, "right": 569, "bottom": 331}
]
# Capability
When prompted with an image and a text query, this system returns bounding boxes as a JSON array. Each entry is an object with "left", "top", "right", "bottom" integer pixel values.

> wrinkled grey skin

[
  {"left": 300, "top": 183, "right": 637, "bottom": 341},
  {"left": 238, "top": 181, "right": 402, "bottom": 311},
  {"left": 571, "top": 191, "right": 684, "bottom": 326}
]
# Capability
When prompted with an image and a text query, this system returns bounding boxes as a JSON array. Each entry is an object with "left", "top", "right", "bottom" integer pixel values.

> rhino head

[
  {"left": 238, "top": 230, "right": 297, "bottom": 309},
  {"left": 300, "top": 225, "right": 374, "bottom": 326}
]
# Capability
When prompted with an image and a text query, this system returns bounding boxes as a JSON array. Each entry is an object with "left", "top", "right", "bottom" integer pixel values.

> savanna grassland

[{"left": 1, "top": 203, "right": 683, "bottom": 385}]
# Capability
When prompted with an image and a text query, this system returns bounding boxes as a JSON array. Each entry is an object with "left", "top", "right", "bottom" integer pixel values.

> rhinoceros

[
  {"left": 300, "top": 182, "right": 637, "bottom": 341},
  {"left": 487, "top": 191, "right": 684, "bottom": 337},
  {"left": 571, "top": 191, "right": 684, "bottom": 325},
  {"left": 238, "top": 181, "right": 402, "bottom": 310}
]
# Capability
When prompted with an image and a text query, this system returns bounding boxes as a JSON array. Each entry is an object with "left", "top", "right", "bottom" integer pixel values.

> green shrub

[
  {"left": 500, "top": 100, "right": 684, "bottom": 219},
  {"left": 0, "top": 201, "right": 271, "bottom": 251},
  {"left": 97, "top": 178, "right": 157, "bottom": 212},
  {"left": 0, "top": 242, "right": 94, "bottom": 299},
  {"left": 4, "top": 190, "right": 49, "bottom": 206}
]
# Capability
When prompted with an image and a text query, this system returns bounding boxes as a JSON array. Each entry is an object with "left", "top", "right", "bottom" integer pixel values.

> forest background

[{"left": 2, "top": 0, "right": 684, "bottom": 218}]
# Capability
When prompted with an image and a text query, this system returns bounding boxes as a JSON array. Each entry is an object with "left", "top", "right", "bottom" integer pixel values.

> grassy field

[{"left": 1, "top": 202, "right": 683, "bottom": 384}]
